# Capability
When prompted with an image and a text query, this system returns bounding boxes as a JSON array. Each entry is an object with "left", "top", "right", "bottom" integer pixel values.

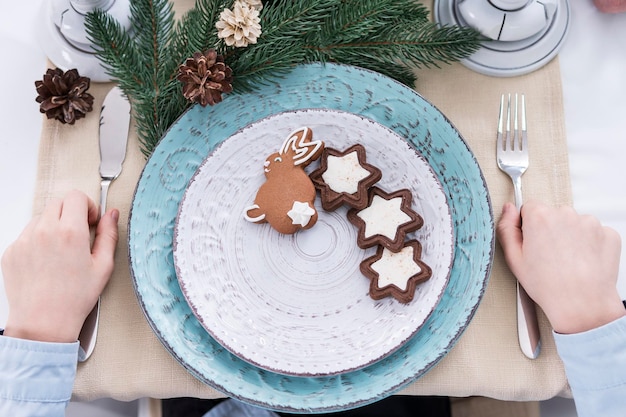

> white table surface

[{"left": 1, "top": 0, "right": 625, "bottom": 339}]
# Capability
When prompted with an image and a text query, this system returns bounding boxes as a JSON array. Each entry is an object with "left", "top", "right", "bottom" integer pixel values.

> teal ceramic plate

[
  {"left": 173, "top": 109, "right": 454, "bottom": 378},
  {"left": 128, "top": 63, "right": 494, "bottom": 413}
]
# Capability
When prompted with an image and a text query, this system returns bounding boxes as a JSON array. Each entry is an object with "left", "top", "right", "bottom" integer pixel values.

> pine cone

[
  {"left": 244, "top": 0, "right": 263, "bottom": 10},
  {"left": 216, "top": 1, "right": 262, "bottom": 48},
  {"left": 35, "top": 68, "right": 94, "bottom": 125},
  {"left": 177, "top": 50, "right": 233, "bottom": 106}
]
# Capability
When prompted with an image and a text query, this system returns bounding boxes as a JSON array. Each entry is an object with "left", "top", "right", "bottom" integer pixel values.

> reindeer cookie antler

[{"left": 244, "top": 127, "right": 324, "bottom": 234}]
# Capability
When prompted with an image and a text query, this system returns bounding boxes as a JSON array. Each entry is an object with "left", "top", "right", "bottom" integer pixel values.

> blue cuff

[
  {"left": 0, "top": 335, "right": 78, "bottom": 404},
  {"left": 554, "top": 315, "right": 626, "bottom": 391},
  {"left": 554, "top": 315, "right": 626, "bottom": 417}
]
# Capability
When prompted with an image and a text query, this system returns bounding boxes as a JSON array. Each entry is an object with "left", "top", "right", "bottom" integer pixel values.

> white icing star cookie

[
  {"left": 310, "top": 144, "right": 381, "bottom": 210},
  {"left": 360, "top": 240, "right": 432, "bottom": 303},
  {"left": 347, "top": 187, "right": 423, "bottom": 252}
]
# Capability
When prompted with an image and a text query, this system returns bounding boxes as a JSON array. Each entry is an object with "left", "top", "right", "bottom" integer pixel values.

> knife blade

[
  {"left": 78, "top": 86, "right": 131, "bottom": 362},
  {"left": 98, "top": 86, "right": 132, "bottom": 217}
]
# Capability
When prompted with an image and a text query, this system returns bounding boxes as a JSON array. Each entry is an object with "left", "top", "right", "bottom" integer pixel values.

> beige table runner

[{"left": 33, "top": 0, "right": 571, "bottom": 403}]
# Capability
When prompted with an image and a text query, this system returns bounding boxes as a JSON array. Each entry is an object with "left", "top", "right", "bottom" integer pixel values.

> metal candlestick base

[
  {"left": 37, "top": 0, "right": 131, "bottom": 82},
  {"left": 434, "top": 0, "right": 570, "bottom": 77}
]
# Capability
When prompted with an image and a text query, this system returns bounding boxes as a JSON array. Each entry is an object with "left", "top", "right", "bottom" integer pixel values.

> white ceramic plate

[{"left": 173, "top": 109, "right": 453, "bottom": 376}]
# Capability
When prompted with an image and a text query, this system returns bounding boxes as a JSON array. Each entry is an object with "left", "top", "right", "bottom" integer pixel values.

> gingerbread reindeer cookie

[{"left": 244, "top": 127, "right": 324, "bottom": 234}]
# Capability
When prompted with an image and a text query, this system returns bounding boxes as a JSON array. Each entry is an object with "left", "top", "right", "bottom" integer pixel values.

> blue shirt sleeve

[
  {"left": 554, "top": 315, "right": 626, "bottom": 417},
  {"left": 0, "top": 334, "right": 78, "bottom": 417}
]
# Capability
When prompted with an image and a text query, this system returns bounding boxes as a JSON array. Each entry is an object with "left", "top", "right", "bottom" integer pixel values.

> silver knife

[{"left": 78, "top": 86, "right": 131, "bottom": 362}]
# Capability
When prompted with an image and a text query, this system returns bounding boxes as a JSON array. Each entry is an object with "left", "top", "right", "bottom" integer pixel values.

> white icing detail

[
  {"left": 322, "top": 151, "right": 371, "bottom": 194},
  {"left": 279, "top": 127, "right": 323, "bottom": 166},
  {"left": 357, "top": 196, "right": 411, "bottom": 239},
  {"left": 274, "top": 156, "right": 282, "bottom": 162},
  {"left": 287, "top": 201, "right": 315, "bottom": 227},
  {"left": 371, "top": 246, "right": 422, "bottom": 290},
  {"left": 244, "top": 204, "right": 266, "bottom": 222}
]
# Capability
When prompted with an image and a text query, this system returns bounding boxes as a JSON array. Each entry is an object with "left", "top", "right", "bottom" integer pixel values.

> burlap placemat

[{"left": 32, "top": 0, "right": 571, "bottom": 403}]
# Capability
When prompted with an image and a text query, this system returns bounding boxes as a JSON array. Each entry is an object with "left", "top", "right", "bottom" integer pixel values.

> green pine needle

[{"left": 86, "top": 0, "right": 481, "bottom": 157}]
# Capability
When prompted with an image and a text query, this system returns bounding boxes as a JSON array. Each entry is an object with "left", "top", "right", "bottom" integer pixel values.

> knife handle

[
  {"left": 78, "top": 299, "right": 100, "bottom": 362},
  {"left": 100, "top": 178, "right": 112, "bottom": 218},
  {"left": 517, "top": 281, "right": 541, "bottom": 359},
  {"left": 78, "top": 178, "right": 111, "bottom": 361}
]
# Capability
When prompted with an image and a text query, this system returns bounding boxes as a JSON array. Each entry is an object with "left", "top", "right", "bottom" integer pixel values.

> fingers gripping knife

[{"left": 78, "top": 86, "right": 131, "bottom": 361}]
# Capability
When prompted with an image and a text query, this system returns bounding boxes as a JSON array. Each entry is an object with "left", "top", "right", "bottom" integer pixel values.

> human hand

[
  {"left": 1, "top": 190, "right": 119, "bottom": 343},
  {"left": 594, "top": 0, "right": 626, "bottom": 13},
  {"left": 497, "top": 200, "right": 624, "bottom": 334}
]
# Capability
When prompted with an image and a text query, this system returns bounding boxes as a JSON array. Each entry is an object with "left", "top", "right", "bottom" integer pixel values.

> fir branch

[
  {"left": 301, "top": 1, "right": 482, "bottom": 85},
  {"left": 87, "top": 0, "right": 184, "bottom": 156},
  {"left": 309, "top": 0, "right": 430, "bottom": 46},
  {"left": 86, "top": 0, "right": 482, "bottom": 157},
  {"left": 128, "top": 0, "right": 175, "bottom": 77},
  {"left": 155, "top": 0, "right": 232, "bottom": 142},
  {"left": 172, "top": 0, "right": 229, "bottom": 57},
  {"left": 134, "top": 0, "right": 175, "bottom": 154},
  {"left": 227, "top": 41, "right": 307, "bottom": 93},
  {"left": 84, "top": 9, "right": 144, "bottom": 94},
  {"left": 225, "top": 0, "right": 343, "bottom": 91},
  {"left": 313, "top": 24, "right": 483, "bottom": 68},
  {"left": 259, "top": 0, "right": 342, "bottom": 39}
]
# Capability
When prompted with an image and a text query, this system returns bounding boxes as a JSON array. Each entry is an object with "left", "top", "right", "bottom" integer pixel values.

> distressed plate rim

[{"left": 128, "top": 62, "right": 494, "bottom": 413}]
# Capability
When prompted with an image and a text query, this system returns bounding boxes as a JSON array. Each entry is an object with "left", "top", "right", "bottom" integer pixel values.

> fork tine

[
  {"left": 504, "top": 93, "right": 512, "bottom": 151},
  {"left": 521, "top": 94, "right": 528, "bottom": 151},
  {"left": 497, "top": 94, "right": 505, "bottom": 150},
  {"left": 513, "top": 93, "right": 520, "bottom": 151},
  {"left": 498, "top": 94, "right": 505, "bottom": 134}
]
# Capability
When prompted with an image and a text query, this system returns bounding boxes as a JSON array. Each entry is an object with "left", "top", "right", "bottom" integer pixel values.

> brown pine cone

[
  {"left": 177, "top": 49, "right": 233, "bottom": 106},
  {"left": 35, "top": 68, "right": 94, "bottom": 125}
]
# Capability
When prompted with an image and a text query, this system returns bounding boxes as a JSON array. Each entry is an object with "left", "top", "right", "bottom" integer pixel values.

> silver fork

[{"left": 497, "top": 93, "right": 541, "bottom": 359}]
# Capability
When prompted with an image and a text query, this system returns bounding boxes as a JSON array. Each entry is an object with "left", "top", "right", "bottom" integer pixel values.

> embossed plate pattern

[
  {"left": 173, "top": 110, "right": 453, "bottom": 377},
  {"left": 128, "top": 63, "right": 494, "bottom": 412}
]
